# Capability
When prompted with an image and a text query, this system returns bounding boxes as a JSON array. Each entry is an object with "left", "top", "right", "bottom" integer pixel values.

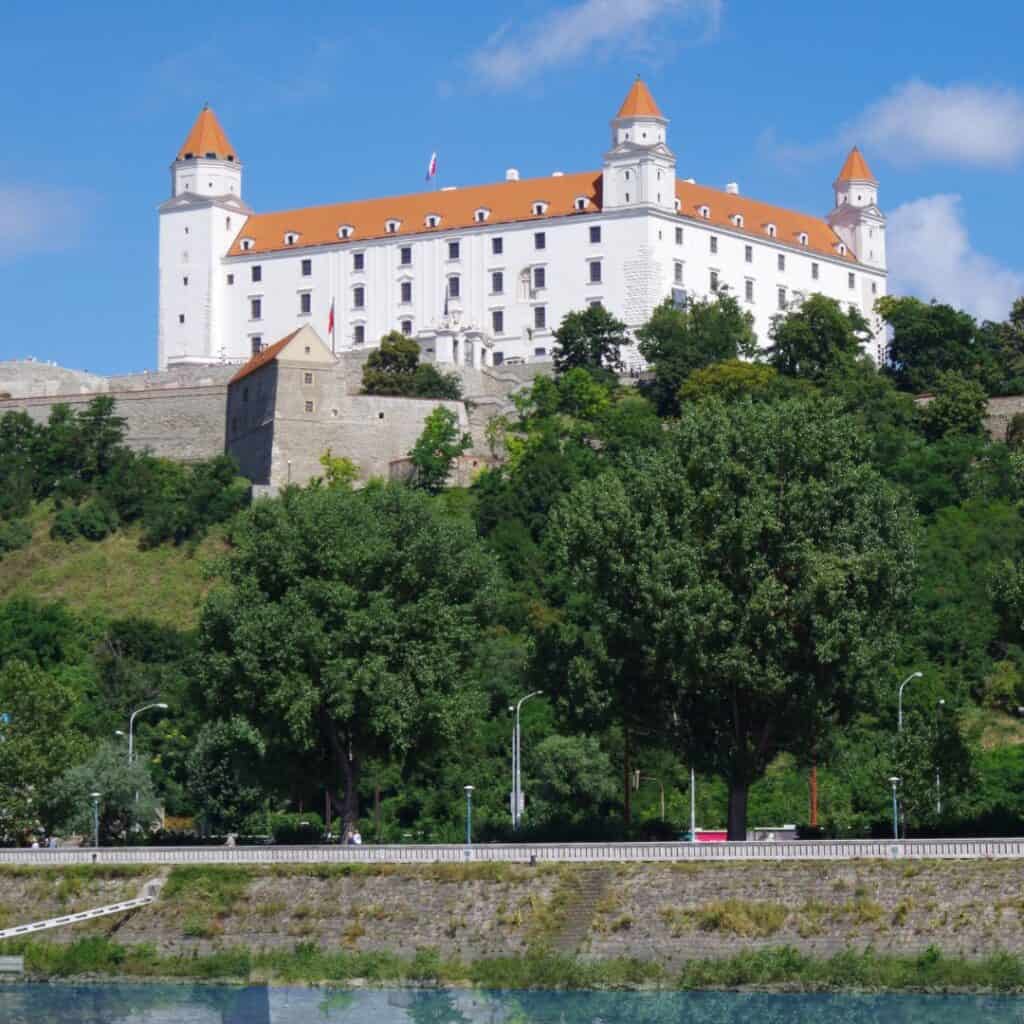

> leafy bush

[{"left": 0, "top": 518, "right": 31, "bottom": 555}]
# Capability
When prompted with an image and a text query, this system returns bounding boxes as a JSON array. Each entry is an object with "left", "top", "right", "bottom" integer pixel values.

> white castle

[{"left": 158, "top": 79, "right": 887, "bottom": 372}]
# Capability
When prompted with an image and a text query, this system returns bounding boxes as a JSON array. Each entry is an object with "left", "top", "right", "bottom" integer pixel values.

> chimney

[
  {"left": 726, "top": 182, "right": 740, "bottom": 195},
  {"left": 505, "top": 168, "right": 519, "bottom": 181},
  {"left": 440, "top": 186, "right": 457, "bottom": 191},
  {"left": 684, "top": 177, "right": 696, "bottom": 184},
  {"left": 552, "top": 170, "right": 564, "bottom": 177}
]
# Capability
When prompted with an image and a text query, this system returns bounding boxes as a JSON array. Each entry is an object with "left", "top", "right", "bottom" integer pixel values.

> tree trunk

[
  {"left": 727, "top": 778, "right": 748, "bottom": 841},
  {"left": 622, "top": 724, "right": 632, "bottom": 828},
  {"left": 340, "top": 748, "right": 360, "bottom": 832}
]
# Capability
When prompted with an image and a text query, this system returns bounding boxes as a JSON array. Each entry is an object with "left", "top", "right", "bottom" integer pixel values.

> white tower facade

[
  {"left": 827, "top": 147, "right": 886, "bottom": 272},
  {"left": 158, "top": 107, "right": 250, "bottom": 369}
]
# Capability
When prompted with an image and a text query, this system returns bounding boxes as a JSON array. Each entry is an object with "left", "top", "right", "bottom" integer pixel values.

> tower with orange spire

[
  {"left": 158, "top": 106, "right": 251, "bottom": 369},
  {"left": 602, "top": 77, "right": 676, "bottom": 213},
  {"left": 827, "top": 146, "right": 886, "bottom": 272}
]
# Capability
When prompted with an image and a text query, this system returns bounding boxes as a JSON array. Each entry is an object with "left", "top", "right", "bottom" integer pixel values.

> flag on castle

[
  {"left": 426, "top": 152, "right": 438, "bottom": 182},
  {"left": 327, "top": 298, "right": 335, "bottom": 352}
]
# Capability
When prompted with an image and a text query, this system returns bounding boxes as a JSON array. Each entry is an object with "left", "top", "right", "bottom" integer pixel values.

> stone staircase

[{"left": 550, "top": 866, "right": 613, "bottom": 955}]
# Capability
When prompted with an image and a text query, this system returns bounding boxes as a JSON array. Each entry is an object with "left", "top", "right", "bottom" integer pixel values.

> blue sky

[{"left": 1, "top": 0, "right": 1022, "bottom": 375}]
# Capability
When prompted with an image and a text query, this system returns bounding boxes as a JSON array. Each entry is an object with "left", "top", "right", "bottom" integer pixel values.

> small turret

[
  {"left": 827, "top": 146, "right": 885, "bottom": 270},
  {"left": 171, "top": 105, "right": 242, "bottom": 199}
]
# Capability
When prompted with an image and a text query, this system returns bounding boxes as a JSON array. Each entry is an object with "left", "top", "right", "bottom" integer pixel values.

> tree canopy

[{"left": 362, "top": 331, "right": 463, "bottom": 399}]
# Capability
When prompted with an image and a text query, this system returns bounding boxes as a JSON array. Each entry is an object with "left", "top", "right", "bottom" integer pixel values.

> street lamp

[
  {"left": 888, "top": 777, "right": 901, "bottom": 840},
  {"left": 935, "top": 699, "right": 946, "bottom": 816},
  {"left": 463, "top": 785, "right": 474, "bottom": 850},
  {"left": 510, "top": 690, "right": 542, "bottom": 831},
  {"left": 897, "top": 672, "right": 923, "bottom": 732},
  {"left": 127, "top": 703, "right": 169, "bottom": 765},
  {"left": 90, "top": 792, "right": 101, "bottom": 849}
]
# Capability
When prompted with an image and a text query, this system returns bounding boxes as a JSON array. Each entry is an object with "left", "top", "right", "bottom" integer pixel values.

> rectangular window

[
  {"left": 400, "top": 281, "right": 412, "bottom": 303},
  {"left": 533, "top": 266, "right": 546, "bottom": 290},
  {"left": 491, "top": 271, "right": 504, "bottom": 293},
  {"left": 250, "top": 298, "right": 261, "bottom": 320},
  {"left": 182, "top": 276, "right": 189, "bottom": 287},
  {"left": 251, "top": 265, "right": 262, "bottom": 283},
  {"left": 304, "top": 400, "right": 314, "bottom": 413},
  {"left": 493, "top": 351, "right": 504, "bottom": 365},
  {"left": 534, "top": 231, "right": 546, "bottom": 250},
  {"left": 448, "top": 240, "right": 460, "bottom": 260},
  {"left": 778, "top": 254, "right": 786, "bottom": 272},
  {"left": 401, "top": 319, "right": 413, "bottom": 336},
  {"left": 871, "top": 281, "right": 878, "bottom": 295},
  {"left": 227, "top": 273, "right": 234, "bottom": 285},
  {"left": 492, "top": 310, "right": 504, "bottom": 335},
  {"left": 301, "top": 258, "right": 312, "bottom": 276},
  {"left": 778, "top": 287, "right": 787, "bottom": 310},
  {"left": 400, "top": 246, "right": 412, "bottom": 266},
  {"left": 534, "top": 306, "right": 546, "bottom": 330},
  {"left": 812, "top": 262, "right": 820, "bottom": 281},
  {"left": 492, "top": 237, "right": 503, "bottom": 255},
  {"left": 848, "top": 272, "right": 856, "bottom": 289},
  {"left": 353, "top": 252, "right": 364, "bottom": 271},
  {"left": 745, "top": 245, "right": 753, "bottom": 263},
  {"left": 303, "top": 371, "right": 314, "bottom": 385},
  {"left": 674, "top": 261, "right": 683, "bottom": 285},
  {"left": 353, "top": 324, "right": 365, "bottom": 345},
  {"left": 353, "top": 286, "right": 365, "bottom": 308},
  {"left": 250, "top": 336, "right": 262, "bottom": 355},
  {"left": 710, "top": 270, "right": 719, "bottom": 291},
  {"left": 534, "top": 346, "right": 547, "bottom": 357},
  {"left": 589, "top": 261, "right": 602, "bottom": 284},
  {"left": 299, "top": 292, "right": 311, "bottom": 315},
  {"left": 178, "top": 313, "right": 185, "bottom": 324},
  {"left": 448, "top": 275, "right": 460, "bottom": 299},
  {"left": 710, "top": 235, "right": 718, "bottom": 254},
  {"left": 589, "top": 225, "right": 601, "bottom": 244},
  {"left": 745, "top": 279, "right": 754, "bottom": 303},
  {"left": 675, "top": 227, "right": 684, "bottom": 245}
]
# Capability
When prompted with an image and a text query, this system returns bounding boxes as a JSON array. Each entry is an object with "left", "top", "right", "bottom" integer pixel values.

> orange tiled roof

[
  {"left": 230, "top": 328, "right": 301, "bottom": 384},
  {"left": 616, "top": 77, "right": 664, "bottom": 119},
  {"left": 836, "top": 147, "right": 876, "bottom": 183},
  {"left": 177, "top": 106, "right": 237, "bottom": 162},
  {"left": 226, "top": 170, "right": 856, "bottom": 263}
]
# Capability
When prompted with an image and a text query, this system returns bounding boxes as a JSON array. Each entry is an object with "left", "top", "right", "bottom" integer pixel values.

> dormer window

[
  {"left": 574, "top": 197, "right": 589, "bottom": 211},
  {"left": 766, "top": 223, "right": 777, "bottom": 239},
  {"left": 798, "top": 232, "right": 809, "bottom": 247},
  {"left": 837, "top": 242, "right": 848, "bottom": 256},
  {"left": 532, "top": 201, "right": 549, "bottom": 216},
  {"left": 425, "top": 214, "right": 441, "bottom": 228},
  {"left": 338, "top": 225, "right": 354, "bottom": 240},
  {"left": 240, "top": 238, "right": 254, "bottom": 251},
  {"left": 732, "top": 214, "right": 744, "bottom": 228},
  {"left": 284, "top": 232, "right": 300, "bottom": 246},
  {"left": 699, "top": 205, "right": 710, "bottom": 220},
  {"left": 386, "top": 219, "right": 401, "bottom": 234},
  {"left": 474, "top": 208, "right": 490, "bottom": 223}
]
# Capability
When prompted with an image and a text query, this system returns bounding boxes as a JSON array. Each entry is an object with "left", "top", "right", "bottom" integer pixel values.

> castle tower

[
  {"left": 158, "top": 106, "right": 250, "bottom": 369},
  {"left": 602, "top": 78, "right": 676, "bottom": 212},
  {"left": 827, "top": 147, "right": 886, "bottom": 271}
]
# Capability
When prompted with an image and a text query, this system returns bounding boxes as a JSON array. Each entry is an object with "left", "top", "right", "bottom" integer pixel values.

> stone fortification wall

[
  {"left": 7, "top": 858, "right": 1024, "bottom": 966},
  {"left": 0, "top": 360, "right": 107, "bottom": 398},
  {"left": 984, "top": 395, "right": 1024, "bottom": 442}
]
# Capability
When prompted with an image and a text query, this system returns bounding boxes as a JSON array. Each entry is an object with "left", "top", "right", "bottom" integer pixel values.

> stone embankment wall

[{"left": 4, "top": 859, "right": 1024, "bottom": 966}]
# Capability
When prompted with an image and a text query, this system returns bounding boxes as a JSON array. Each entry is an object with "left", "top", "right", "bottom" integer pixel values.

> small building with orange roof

[{"left": 157, "top": 82, "right": 887, "bottom": 371}]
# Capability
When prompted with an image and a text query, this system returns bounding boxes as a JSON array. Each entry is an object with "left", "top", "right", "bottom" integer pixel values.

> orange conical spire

[
  {"left": 616, "top": 76, "right": 664, "bottom": 119},
  {"left": 177, "top": 105, "right": 237, "bottom": 161},
  {"left": 836, "top": 146, "right": 877, "bottom": 183}
]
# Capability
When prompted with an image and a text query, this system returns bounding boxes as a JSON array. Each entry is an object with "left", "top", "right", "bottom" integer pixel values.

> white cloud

[
  {"left": 770, "top": 80, "right": 1024, "bottom": 169},
  {"left": 470, "top": 0, "right": 722, "bottom": 88},
  {"left": 888, "top": 194, "right": 1024, "bottom": 321},
  {"left": 0, "top": 185, "right": 88, "bottom": 263}
]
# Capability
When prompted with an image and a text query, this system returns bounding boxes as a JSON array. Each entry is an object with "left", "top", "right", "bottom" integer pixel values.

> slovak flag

[
  {"left": 426, "top": 152, "right": 438, "bottom": 182},
  {"left": 327, "top": 298, "right": 335, "bottom": 336}
]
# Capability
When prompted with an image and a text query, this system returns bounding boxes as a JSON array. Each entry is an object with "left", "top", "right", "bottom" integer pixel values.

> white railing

[
  {"left": 0, "top": 896, "right": 154, "bottom": 941},
  {"left": 1, "top": 838, "right": 1023, "bottom": 866}
]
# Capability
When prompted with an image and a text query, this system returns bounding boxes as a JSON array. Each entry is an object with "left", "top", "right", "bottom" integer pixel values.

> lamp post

[
  {"left": 690, "top": 767, "right": 696, "bottom": 843},
  {"left": 127, "top": 703, "right": 169, "bottom": 765},
  {"left": 935, "top": 699, "right": 945, "bottom": 816},
  {"left": 888, "top": 777, "right": 901, "bottom": 840},
  {"left": 463, "top": 785, "right": 474, "bottom": 851},
  {"left": 641, "top": 775, "right": 666, "bottom": 821},
  {"left": 510, "top": 690, "right": 542, "bottom": 831},
  {"left": 90, "top": 792, "right": 101, "bottom": 849},
  {"left": 897, "top": 672, "right": 922, "bottom": 733}
]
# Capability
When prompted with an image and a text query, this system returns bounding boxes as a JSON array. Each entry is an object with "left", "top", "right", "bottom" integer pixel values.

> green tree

[
  {"left": 408, "top": 407, "right": 472, "bottom": 494},
  {"left": 318, "top": 449, "right": 359, "bottom": 488},
  {"left": 198, "top": 484, "right": 500, "bottom": 828},
  {"left": 917, "top": 370, "right": 988, "bottom": 442},
  {"left": 362, "top": 332, "right": 462, "bottom": 399},
  {"left": 77, "top": 396, "right": 128, "bottom": 482},
  {"left": 552, "top": 304, "right": 627, "bottom": 379},
  {"left": 187, "top": 717, "right": 266, "bottom": 833},
  {"left": 679, "top": 359, "right": 781, "bottom": 404},
  {"left": 768, "top": 294, "right": 869, "bottom": 382},
  {"left": 536, "top": 398, "right": 916, "bottom": 838},
  {"left": 637, "top": 294, "right": 757, "bottom": 416},
  {"left": 529, "top": 734, "right": 618, "bottom": 827}
]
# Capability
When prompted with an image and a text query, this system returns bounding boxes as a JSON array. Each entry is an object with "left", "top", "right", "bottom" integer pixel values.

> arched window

[
  {"left": 474, "top": 208, "right": 490, "bottom": 223},
  {"left": 386, "top": 219, "right": 401, "bottom": 233},
  {"left": 284, "top": 232, "right": 299, "bottom": 246},
  {"left": 338, "top": 225, "right": 354, "bottom": 240},
  {"left": 699, "top": 205, "right": 710, "bottom": 220},
  {"left": 240, "top": 238, "right": 254, "bottom": 251},
  {"left": 798, "top": 232, "right": 809, "bottom": 247},
  {"left": 732, "top": 214, "right": 744, "bottom": 228},
  {"left": 425, "top": 214, "right": 441, "bottom": 228},
  {"left": 766, "top": 223, "right": 777, "bottom": 239}
]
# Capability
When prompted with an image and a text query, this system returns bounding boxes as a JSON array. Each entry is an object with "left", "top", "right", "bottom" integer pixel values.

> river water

[{"left": 2, "top": 985, "right": 1024, "bottom": 1023}]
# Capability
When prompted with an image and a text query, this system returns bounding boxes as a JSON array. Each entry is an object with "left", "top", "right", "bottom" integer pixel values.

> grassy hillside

[{"left": 0, "top": 504, "right": 226, "bottom": 627}]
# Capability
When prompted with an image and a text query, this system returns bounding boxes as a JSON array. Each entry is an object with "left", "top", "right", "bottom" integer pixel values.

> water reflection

[{"left": 0, "top": 985, "right": 1022, "bottom": 1023}]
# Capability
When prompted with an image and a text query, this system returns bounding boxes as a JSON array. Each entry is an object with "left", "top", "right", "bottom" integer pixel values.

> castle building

[{"left": 158, "top": 80, "right": 887, "bottom": 372}]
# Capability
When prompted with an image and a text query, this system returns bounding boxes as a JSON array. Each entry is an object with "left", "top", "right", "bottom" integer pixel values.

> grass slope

[{"left": 0, "top": 505, "right": 225, "bottom": 627}]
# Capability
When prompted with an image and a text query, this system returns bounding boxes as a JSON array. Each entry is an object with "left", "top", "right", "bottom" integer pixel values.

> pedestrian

[
  {"left": 345, "top": 830, "right": 354, "bottom": 845},
  {"left": 352, "top": 830, "right": 362, "bottom": 845}
]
